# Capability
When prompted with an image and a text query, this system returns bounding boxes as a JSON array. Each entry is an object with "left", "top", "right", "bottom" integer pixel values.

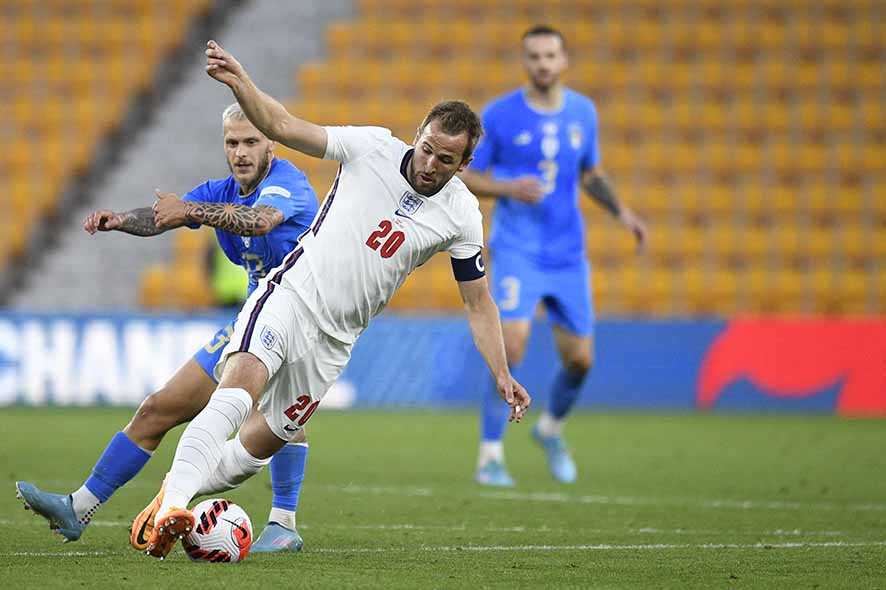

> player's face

[
  {"left": 223, "top": 118, "right": 274, "bottom": 193},
  {"left": 521, "top": 34, "right": 567, "bottom": 91},
  {"left": 410, "top": 119, "right": 472, "bottom": 196}
]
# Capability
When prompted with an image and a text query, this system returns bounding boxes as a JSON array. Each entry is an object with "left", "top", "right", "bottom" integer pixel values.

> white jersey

[{"left": 277, "top": 126, "right": 484, "bottom": 344}]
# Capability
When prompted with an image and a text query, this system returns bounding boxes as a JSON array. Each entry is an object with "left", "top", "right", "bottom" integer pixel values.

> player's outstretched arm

[
  {"left": 459, "top": 170, "right": 544, "bottom": 204},
  {"left": 84, "top": 207, "right": 166, "bottom": 237},
  {"left": 152, "top": 190, "right": 283, "bottom": 236},
  {"left": 581, "top": 166, "right": 648, "bottom": 249},
  {"left": 205, "top": 40, "right": 327, "bottom": 158},
  {"left": 457, "top": 276, "right": 531, "bottom": 422}
]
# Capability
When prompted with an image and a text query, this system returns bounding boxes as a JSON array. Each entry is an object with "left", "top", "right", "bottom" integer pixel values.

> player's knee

[
  {"left": 504, "top": 336, "right": 529, "bottom": 366},
  {"left": 129, "top": 389, "right": 181, "bottom": 435},
  {"left": 563, "top": 354, "right": 592, "bottom": 379}
]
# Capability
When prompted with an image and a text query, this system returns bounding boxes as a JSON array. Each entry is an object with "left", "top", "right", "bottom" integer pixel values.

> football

[{"left": 182, "top": 499, "right": 252, "bottom": 563}]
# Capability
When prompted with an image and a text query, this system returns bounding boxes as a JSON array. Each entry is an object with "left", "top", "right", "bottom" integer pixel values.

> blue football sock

[
  {"left": 269, "top": 443, "right": 308, "bottom": 512},
  {"left": 481, "top": 363, "right": 522, "bottom": 442},
  {"left": 84, "top": 432, "right": 152, "bottom": 502},
  {"left": 548, "top": 368, "right": 588, "bottom": 420}
]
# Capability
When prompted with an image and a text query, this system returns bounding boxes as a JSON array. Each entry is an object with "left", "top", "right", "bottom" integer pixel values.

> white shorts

[{"left": 215, "top": 255, "right": 352, "bottom": 442}]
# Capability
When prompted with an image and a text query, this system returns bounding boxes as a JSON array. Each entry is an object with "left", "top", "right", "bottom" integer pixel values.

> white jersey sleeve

[
  {"left": 323, "top": 126, "right": 393, "bottom": 163},
  {"left": 448, "top": 199, "right": 484, "bottom": 259}
]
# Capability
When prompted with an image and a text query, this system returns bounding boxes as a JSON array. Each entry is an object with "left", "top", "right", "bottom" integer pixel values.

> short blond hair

[{"left": 221, "top": 102, "right": 248, "bottom": 124}]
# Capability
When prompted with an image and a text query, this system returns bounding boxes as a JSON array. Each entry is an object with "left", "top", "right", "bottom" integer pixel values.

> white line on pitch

[
  {"left": 5, "top": 540, "right": 886, "bottom": 559},
  {"left": 326, "top": 484, "right": 886, "bottom": 512},
  {"left": 0, "top": 518, "right": 128, "bottom": 528},
  {"left": 309, "top": 540, "right": 886, "bottom": 554},
  {"left": 3, "top": 551, "right": 110, "bottom": 557},
  {"left": 1, "top": 518, "right": 851, "bottom": 539},
  {"left": 479, "top": 490, "right": 886, "bottom": 512},
  {"left": 306, "top": 523, "right": 848, "bottom": 537}
]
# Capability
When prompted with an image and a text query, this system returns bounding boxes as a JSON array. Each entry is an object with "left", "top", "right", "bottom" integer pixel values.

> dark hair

[
  {"left": 521, "top": 24, "right": 567, "bottom": 51},
  {"left": 419, "top": 100, "right": 483, "bottom": 161}
]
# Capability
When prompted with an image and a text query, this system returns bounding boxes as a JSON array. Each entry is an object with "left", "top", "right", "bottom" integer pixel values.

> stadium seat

[
  {"left": 6, "top": 0, "right": 212, "bottom": 274},
  {"left": 139, "top": 264, "right": 172, "bottom": 308},
  {"left": 123, "top": 0, "right": 886, "bottom": 314}
]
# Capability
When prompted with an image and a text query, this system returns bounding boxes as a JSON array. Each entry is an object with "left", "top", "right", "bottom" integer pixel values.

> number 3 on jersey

[{"left": 365, "top": 220, "right": 405, "bottom": 258}]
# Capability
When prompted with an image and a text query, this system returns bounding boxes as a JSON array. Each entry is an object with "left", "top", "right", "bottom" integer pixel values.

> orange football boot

[
  {"left": 144, "top": 508, "right": 195, "bottom": 560},
  {"left": 130, "top": 475, "right": 167, "bottom": 551}
]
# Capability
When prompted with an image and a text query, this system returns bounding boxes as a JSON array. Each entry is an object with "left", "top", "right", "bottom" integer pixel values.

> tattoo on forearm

[
  {"left": 585, "top": 173, "right": 622, "bottom": 217},
  {"left": 117, "top": 207, "right": 164, "bottom": 236},
  {"left": 185, "top": 202, "right": 281, "bottom": 236}
]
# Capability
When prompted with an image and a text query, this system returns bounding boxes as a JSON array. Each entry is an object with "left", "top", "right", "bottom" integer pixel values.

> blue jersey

[
  {"left": 183, "top": 158, "right": 318, "bottom": 293},
  {"left": 470, "top": 88, "right": 600, "bottom": 267}
]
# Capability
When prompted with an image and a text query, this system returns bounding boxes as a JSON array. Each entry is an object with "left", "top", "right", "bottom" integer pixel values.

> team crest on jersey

[
  {"left": 514, "top": 131, "right": 533, "bottom": 146},
  {"left": 396, "top": 191, "right": 424, "bottom": 217},
  {"left": 242, "top": 236, "right": 251, "bottom": 248},
  {"left": 260, "top": 325, "right": 280, "bottom": 350},
  {"left": 568, "top": 123, "right": 583, "bottom": 150}
]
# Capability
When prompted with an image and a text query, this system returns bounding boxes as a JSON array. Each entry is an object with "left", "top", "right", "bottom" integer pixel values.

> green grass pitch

[{"left": 1, "top": 407, "right": 884, "bottom": 589}]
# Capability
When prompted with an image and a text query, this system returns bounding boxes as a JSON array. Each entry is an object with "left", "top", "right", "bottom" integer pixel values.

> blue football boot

[
  {"left": 15, "top": 481, "right": 86, "bottom": 542},
  {"left": 251, "top": 522, "right": 304, "bottom": 553},
  {"left": 532, "top": 425, "right": 577, "bottom": 484},
  {"left": 474, "top": 460, "right": 516, "bottom": 487}
]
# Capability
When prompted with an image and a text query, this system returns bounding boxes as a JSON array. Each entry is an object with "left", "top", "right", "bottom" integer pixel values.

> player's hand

[
  {"left": 618, "top": 207, "right": 648, "bottom": 252},
  {"left": 205, "top": 40, "right": 247, "bottom": 88},
  {"left": 509, "top": 177, "right": 544, "bottom": 204},
  {"left": 152, "top": 189, "right": 188, "bottom": 229},
  {"left": 496, "top": 375, "right": 531, "bottom": 423},
  {"left": 84, "top": 210, "right": 123, "bottom": 234}
]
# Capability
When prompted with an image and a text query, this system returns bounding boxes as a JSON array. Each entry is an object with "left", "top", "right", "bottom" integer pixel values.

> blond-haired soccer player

[{"left": 16, "top": 104, "right": 318, "bottom": 553}]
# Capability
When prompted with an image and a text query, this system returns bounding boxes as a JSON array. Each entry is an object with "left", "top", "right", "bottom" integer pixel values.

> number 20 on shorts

[
  {"left": 284, "top": 395, "right": 320, "bottom": 427},
  {"left": 365, "top": 220, "right": 405, "bottom": 258}
]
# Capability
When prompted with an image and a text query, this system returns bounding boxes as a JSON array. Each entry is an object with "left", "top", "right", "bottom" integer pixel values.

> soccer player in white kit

[{"left": 143, "top": 40, "right": 532, "bottom": 558}]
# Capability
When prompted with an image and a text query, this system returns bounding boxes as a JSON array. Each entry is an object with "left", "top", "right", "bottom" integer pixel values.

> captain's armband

[{"left": 451, "top": 251, "right": 486, "bottom": 282}]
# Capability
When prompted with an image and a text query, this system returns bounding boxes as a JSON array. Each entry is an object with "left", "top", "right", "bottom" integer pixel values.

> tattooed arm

[
  {"left": 152, "top": 191, "right": 284, "bottom": 236},
  {"left": 84, "top": 207, "right": 166, "bottom": 236},
  {"left": 581, "top": 166, "right": 648, "bottom": 249},
  {"left": 181, "top": 202, "right": 283, "bottom": 236},
  {"left": 84, "top": 194, "right": 285, "bottom": 238}
]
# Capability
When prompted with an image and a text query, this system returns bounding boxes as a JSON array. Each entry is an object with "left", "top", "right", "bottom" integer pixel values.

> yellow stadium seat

[
  {"left": 174, "top": 228, "right": 212, "bottom": 263},
  {"left": 171, "top": 262, "right": 214, "bottom": 309},
  {"left": 139, "top": 264, "right": 172, "bottom": 308}
]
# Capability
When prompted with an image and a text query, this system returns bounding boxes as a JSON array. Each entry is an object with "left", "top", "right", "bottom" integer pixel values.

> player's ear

[
  {"left": 414, "top": 126, "right": 422, "bottom": 145},
  {"left": 457, "top": 155, "right": 473, "bottom": 173}
]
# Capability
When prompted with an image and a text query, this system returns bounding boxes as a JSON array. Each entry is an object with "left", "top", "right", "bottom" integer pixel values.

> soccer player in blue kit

[
  {"left": 460, "top": 26, "right": 648, "bottom": 486},
  {"left": 16, "top": 103, "right": 318, "bottom": 552}
]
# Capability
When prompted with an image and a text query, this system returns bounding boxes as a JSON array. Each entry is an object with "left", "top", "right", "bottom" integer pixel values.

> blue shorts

[
  {"left": 490, "top": 250, "right": 594, "bottom": 336},
  {"left": 193, "top": 319, "right": 236, "bottom": 382}
]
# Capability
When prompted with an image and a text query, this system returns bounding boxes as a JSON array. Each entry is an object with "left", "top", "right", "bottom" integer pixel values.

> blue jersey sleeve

[
  {"left": 468, "top": 106, "right": 498, "bottom": 172},
  {"left": 254, "top": 164, "right": 317, "bottom": 222},
  {"left": 580, "top": 100, "right": 601, "bottom": 171}
]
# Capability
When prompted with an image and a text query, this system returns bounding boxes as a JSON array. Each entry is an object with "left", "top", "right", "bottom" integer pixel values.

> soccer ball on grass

[{"left": 182, "top": 498, "right": 252, "bottom": 563}]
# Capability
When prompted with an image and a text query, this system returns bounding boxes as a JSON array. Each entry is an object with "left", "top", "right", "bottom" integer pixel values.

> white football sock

[
  {"left": 477, "top": 440, "right": 505, "bottom": 468},
  {"left": 158, "top": 387, "right": 252, "bottom": 517},
  {"left": 197, "top": 433, "right": 270, "bottom": 496},
  {"left": 268, "top": 507, "right": 296, "bottom": 531},
  {"left": 537, "top": 411, "right": 565, "bottom": 438},
  {"left": 71, "top": 486, "right": 101, "bottom": 524}
]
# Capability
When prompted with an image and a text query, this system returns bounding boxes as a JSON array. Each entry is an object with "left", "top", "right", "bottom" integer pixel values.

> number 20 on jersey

[{"left": 365, "top": 220, "right": 405, "bottom": 258}]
